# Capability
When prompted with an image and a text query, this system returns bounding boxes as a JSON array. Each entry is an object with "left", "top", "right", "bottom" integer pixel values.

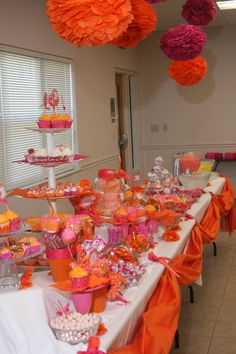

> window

[{"left": 0, "top": 46, "right": 76, "bottom": 191}]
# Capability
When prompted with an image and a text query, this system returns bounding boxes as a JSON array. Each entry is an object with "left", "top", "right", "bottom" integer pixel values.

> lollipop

[
  {"left": 62, "top": 227, "right": 76, "bottom": 245},
  {"left": 62, "top": 227, "right": 76, "bottom": 259}
]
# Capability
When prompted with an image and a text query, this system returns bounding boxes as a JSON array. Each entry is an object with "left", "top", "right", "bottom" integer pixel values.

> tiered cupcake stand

[{"left": 14, "top": 126, "right": 88, "bottom": 209}]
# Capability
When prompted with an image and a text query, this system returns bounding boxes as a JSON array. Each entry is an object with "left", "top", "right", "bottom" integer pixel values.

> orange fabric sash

[
  {"left": 198, "top": 195, "right": 221, "bottom": 244},
  {"left": 171, "top": 224, "right": 203, "bottom": 286},
  {"left": 109, "top": 271, "right": 180, "bottom": 354},
  {"left": 217, "top": 177, "right": 236, "bottom": 234}
]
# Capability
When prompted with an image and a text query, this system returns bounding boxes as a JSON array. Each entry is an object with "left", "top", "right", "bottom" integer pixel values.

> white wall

[
  {"left": 0, "top": 0, "right": 139, "bottom": 216},
  {"left": 137, "top": 26, "right": 236, "bottom": 188}
]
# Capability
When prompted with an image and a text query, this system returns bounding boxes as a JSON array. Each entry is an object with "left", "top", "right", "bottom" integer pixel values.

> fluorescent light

[{"left": 217, "top": 0, "right": 236, "bottom": 10}]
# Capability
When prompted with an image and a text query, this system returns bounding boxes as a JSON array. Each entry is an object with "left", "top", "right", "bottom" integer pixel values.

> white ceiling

[{"left": 154, "top": 0, "right": 236, "bottom": 30}]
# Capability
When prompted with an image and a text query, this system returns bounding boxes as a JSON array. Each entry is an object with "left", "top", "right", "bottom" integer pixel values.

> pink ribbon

[
  {"left": 55, "top": 302, "right": 70, "bottom": 317},
  {"left": 185, "top": 213, "right": 196, "bottom": 221},
  {"left": 148, "top": 252, "right": 180, "bottom": 278},
  {"left": 116, "top": 296, "right": 130, "bottom": 305}
]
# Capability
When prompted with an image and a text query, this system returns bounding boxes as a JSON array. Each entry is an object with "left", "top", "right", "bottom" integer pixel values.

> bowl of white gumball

[{"left": 49, "top": 312, "right": 101, "bottom": 345}]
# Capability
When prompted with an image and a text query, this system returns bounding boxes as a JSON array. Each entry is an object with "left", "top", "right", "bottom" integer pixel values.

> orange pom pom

[
  {"left": 168, "top": 56, "right": 208, "bottom": 86},
  {"left": 112, "top": 0, "right": 157, "bottom": 48},
  {"left": 47, "top": 0, "right": 133, "bottom": 47}
]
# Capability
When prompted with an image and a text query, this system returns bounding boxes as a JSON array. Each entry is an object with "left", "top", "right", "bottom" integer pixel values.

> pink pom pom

[
  {"left": 160, "top": 24, "right": 207, "bottom": 61},
  {"left": 182, "top": 0, "right": 217, "bottom": 26}
]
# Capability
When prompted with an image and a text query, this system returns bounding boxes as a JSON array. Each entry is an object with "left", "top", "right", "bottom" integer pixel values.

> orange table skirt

[{"left": 108, "top": 177, "right": 236, "bottom": 354}]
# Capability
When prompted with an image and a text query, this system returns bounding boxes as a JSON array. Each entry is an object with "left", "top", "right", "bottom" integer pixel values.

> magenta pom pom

[
  {"left": 160, "top": 24, "right": 207, "bottom": 60},
  {"left": 182, "top": 0, "right": 217, "bottom": 26}
]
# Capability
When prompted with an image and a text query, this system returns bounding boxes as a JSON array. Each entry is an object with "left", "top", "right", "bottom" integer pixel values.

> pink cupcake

[
  {"left": 114, "top": 209, "right": 129, "bottom": 223},
  {"left": 37, "top": 121, "right": 51, "bottom": 128},
  {"left": 63, "top": 187, "right": 71, "bottom": 196},
  {"left": 64, "top": 120, "right": 72, "bottom": 128},
  {"left": 0, "top": 247, "right": 11, "bottom": 260},
  {"left": 70, "top": 187, "right": 80, "bottom": 196},
  {"left": 10, "top": 218, "right": 21, "bottom": 232},
  {"left": 51, "top": 120, "right": 65, "bottom": 128}
]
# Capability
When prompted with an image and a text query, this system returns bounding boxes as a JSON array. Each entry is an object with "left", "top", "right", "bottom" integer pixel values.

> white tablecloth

[{"left": 0, "top": 177, "right": 226, "bottom": 354}]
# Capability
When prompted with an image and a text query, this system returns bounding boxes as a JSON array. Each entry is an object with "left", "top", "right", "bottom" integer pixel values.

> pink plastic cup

[
  {"left": 51, "top": 120, "right": 65, "bottom": 128},
  {"left": 37, "top": 121, "right": 51, "bottom": 128},
  {"left": 70, "top": 275, "right": 89, "bottom": 289},
  {"left": 72, "top": 292, "right": 93, "bottom": 314},
  {"left": 64, "top": 121, "right": 72, "bottom": 128}
]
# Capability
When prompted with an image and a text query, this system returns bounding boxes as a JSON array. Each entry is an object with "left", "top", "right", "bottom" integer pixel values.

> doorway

[{"left": 115, "top": 72, "right": 139, "bottom": 174}]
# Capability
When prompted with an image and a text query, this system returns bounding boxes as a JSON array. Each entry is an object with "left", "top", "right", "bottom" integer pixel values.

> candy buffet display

[{"left": 5, "top": 100, "right": 209, "bottom": 349}]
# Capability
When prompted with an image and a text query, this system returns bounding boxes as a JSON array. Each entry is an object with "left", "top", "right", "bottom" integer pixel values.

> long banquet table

[{"left": 0, "top": 176, "right": 226, "bottom": 354}]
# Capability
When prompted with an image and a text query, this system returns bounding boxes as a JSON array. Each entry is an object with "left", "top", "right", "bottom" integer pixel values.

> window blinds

[{"left": 0, "top": 49, "right": 74, "bottom": 190}]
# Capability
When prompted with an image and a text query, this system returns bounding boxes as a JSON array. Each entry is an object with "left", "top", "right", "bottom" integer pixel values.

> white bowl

[{"left": 178, "top": 173, "right": 211, "bottom": 190}]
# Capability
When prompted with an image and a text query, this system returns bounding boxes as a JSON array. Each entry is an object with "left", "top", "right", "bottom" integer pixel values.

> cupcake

[
  {"left": 37, "top": 114, "right": 51, "bottom": 128},
  {"left": 5, "top": 210, "right": 21, "bottom": 232},
  {"left": 45, "top": 216, "right": 61, "bottom": 233},
  {"left": 70, "top": 186, "right": 80, "bottom": 196},
  {"left": 25, "top": 148, "right": 36, "bottom": 162},
  {"left": 51, "top": 120, "right": 65, "bottom": 128},
  {"left": 37, "top": 120, "right": 51, "bottom": 128},
  {"left": 63, "top": 187, "right": 71, "bottom": 196},
  {"left": 145, "top": 205, "right": 156, "bottom": 218},
  {"left": 11, "top": 245, "right": 25, "bottom": 259},
  {"left": 18, "top": 237, "right": 32, "bottom": 256},
  {"left": 114, "top": 208, "right": 129, "bottom": 223},
  {"left": 126, "top": 207, "right": 138, "bottom": 222},
  {"left": 69, "top": 267, "right": 89, "bottom": 289},
  {"left": 0, "top": 246, "right": 11, "bottom": 260},
  {"left": 124, "top": 190, "right": 134, "bottom": 202},
  {"left": 0, "top": 215, "right": 10, "bottom": 234}
]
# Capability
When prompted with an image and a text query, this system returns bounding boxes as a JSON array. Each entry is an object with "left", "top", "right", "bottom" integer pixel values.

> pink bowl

[
  {"left": 37, "top": 121, "right": 51, "bottom": 128},
  {"left": 64, "top": 120, "right": 72, "bottom": 128},
  {"left": 70, "top": 275, "right": 89, "bottom": 289},
  {"left": 51, "top": 120, "right": 65, "bottom": 128}
]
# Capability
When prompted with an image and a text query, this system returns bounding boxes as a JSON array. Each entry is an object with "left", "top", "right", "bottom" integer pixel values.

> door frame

[{"left": 115, "top": 68, "right": 140, "bottom": 175}]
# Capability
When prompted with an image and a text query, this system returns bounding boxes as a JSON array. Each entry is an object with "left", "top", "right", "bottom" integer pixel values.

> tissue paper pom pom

[
  {"left": 147, "top": 0, "right": 167, "bottom": 3},
  {"left": 112, "top": 0, "right": 157, "bottom": 48},
  {"left": 46, "top": 0, "right": 134, "bottom": 47},
  {"left": 168, "top": 56, "right": 208, "bottom": 86},
  {"left": 160, "top": 24, "right": 206, "bottom": 60},
  {"left": 182, "top": 0, "right": 217, "bottom": 26}
]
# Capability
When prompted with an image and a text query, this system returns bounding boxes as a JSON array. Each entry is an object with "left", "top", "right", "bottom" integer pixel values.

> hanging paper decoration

[
  {"left": 160, "top": 24, "right": 206, "bottom": 61},
  {"left": 182, "top": 0, "right": 217, "bottom": 26},
  {"left": 112, "top": 0, "right": 157, "bottom": 48},
  {"left": 168, "top": 56, "right": 208, "bottom": 86},
  {"left": 46, "top": 0, "right": 134, "bottom": 47},
  {"left": 147, "top": 0, "right": 167, "bottom": 3}
]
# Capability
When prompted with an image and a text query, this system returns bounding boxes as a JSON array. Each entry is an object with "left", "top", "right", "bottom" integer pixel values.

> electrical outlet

[
  {"left": 151, "top": 124, "right": 159, "bottom": 133},
  {"left": 163, "top": 123, "right": 168, "bottom": 132}
]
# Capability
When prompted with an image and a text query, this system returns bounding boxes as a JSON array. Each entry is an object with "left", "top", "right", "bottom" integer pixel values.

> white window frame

[{"left": 0, "top": 44, "right": 79, "bottom": 191}]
